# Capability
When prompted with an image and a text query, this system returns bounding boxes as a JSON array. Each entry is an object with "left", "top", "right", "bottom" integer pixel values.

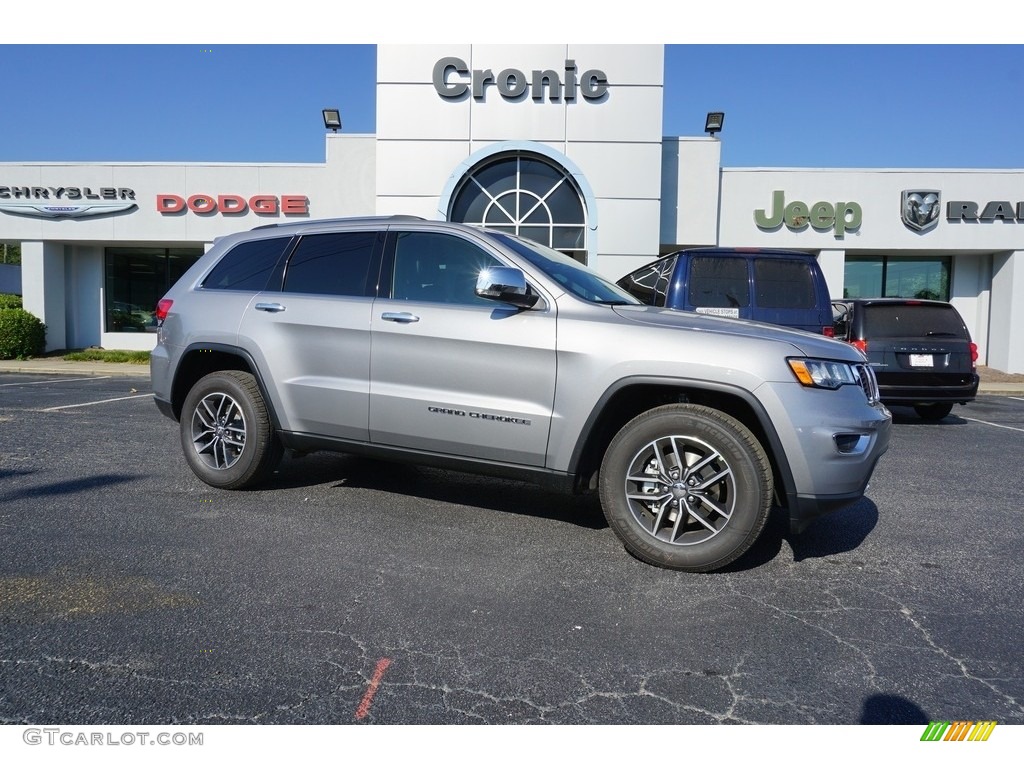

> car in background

[
  {"left": 831, "top": 298, "right": 979, "bottom": 420},
  {"left": 616, "top": 248, "right": 834, "bottom": 335}
]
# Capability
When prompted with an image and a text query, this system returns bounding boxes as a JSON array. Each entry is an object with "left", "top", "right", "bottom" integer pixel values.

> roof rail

[{"left": 250, "top": 215, "right": 426, "bottom": 231}]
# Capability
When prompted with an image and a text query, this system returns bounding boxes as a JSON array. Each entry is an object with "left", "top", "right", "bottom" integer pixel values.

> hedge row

[
  {"left": 0, "top": 307, "right": 46, "bottom": 359},
  {"left": 0, "top": 293, "right": 23, "bottom": 310}
]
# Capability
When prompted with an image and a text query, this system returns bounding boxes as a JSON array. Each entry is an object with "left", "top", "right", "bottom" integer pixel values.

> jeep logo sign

[
  {"left": 754, "top": 190, "right": 862, "bottom": 239},
  {"left": 433, "top": 57, "right": 608, "bottom": 102}
]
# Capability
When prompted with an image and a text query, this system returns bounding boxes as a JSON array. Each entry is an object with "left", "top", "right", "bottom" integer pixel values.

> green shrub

[
  {"left": 63, "top": 349, "right": 150, "bottom": 364},
  {"left": 0, "top": 308, "right": 46, "bottom": 359},
  {"left": 0, "top": 293, "right": 23, "bottom": 310}
]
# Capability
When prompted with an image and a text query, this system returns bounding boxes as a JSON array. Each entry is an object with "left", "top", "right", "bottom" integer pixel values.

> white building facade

[{"left": 2, "top": 44, "right": 1022, "bottom": 372}]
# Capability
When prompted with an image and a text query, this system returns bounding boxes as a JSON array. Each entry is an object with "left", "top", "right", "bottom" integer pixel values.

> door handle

[
  {"left": 381, "top": 312, "right": 420, "bottom": 323},
  {"left": 254, "top": 303, "right": 286, "bottom": 313}
]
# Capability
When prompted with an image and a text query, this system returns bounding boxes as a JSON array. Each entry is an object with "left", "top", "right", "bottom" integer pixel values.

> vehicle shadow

[
  {"left": 887, "top": 405, "right": 970, "bottom": 426},
  {"left": 723, "top": 497, "right": 879, "bottom": 572},
  {"left": 268, "top": 452, "right": 608, "bottom": 530}
]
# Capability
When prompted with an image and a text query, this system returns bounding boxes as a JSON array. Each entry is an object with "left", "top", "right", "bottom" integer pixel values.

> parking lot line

[
  {"left": 962, "top": 416, "right": 1024, "bottom": 433},
  {"left": 41, "top": 394, "right": 152, "bottom": 412},
  {"left": 0, "top": 376, "right": 112, "bottom": 388}
]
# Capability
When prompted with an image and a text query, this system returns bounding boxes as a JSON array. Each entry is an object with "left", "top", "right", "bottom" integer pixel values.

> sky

[{"left": 1, "top": 6, "right": 1022, "bottom": 170}]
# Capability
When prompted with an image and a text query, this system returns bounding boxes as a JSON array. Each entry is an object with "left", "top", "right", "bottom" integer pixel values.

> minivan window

[
  {"left": 862, "top": 304, "right": 967, "bottom": 338},
  {"left": 754, "top": 259, "right": 817, "bottom": 309},
  {"left": 688, "top": 257, "right": 750, "bottom": 308},
  {"left": 201, "top": 237, "right": 291, "bottom": 292},
  {"left": 283, "top": 232, "right": 378, "bottom": 297},
  {"left": 619, "top": 256, "right": 675, "bottom": 307}
]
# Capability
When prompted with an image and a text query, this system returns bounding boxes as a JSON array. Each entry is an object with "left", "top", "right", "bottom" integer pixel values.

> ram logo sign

[{"left": 901, "top": 190, "right": 941, "bottom": 233}]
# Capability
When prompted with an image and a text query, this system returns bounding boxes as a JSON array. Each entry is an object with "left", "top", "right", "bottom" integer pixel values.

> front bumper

[{"left": 758, "top": 381, "right": 892, "bottom": 533}]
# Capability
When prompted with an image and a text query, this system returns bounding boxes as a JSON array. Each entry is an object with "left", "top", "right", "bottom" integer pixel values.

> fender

[
  {"left": 566, "top": 375, "right": 798, "bottom": 511},
  {"left": 171, "top": 342, "right": 283, "bottom": 431}
]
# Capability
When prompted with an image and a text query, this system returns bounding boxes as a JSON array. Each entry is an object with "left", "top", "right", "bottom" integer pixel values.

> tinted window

[
  {"left": 391, "top": 232, "right": 501, "bottom": 305},
  {"left": 688, "top": 257, "right": 750, "bottom": 308},
  {"left": 618, "top": 257, "right": 675, "bottom": 307},
  {"left": 202, "top": 237, "right": 290, "bottom": 291},
  {"left": 283, "top": 232, "right": 377, "bottom": 297},
  {"left": 862, "top": 304, "right": 967, "bottom": 338},
  {"left": 754, "top": 259, "right": 817, "bottom": 309}
]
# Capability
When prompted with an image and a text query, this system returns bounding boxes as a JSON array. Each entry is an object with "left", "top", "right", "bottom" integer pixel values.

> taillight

[
  {"left": 822, "top": 326, "right": 834, "bottom": 337},
  {"left": 851, "top": 339, "right": 868, "bottom": 354},
  {"left": 155, "top": 299, "right": 173, "bottom": 322},
  {"left": 969, "top": 342, "right": 978, "bottom": 366}
]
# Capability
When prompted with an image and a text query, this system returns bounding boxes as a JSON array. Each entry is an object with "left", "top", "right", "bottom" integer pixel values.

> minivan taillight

[
  {"left": 155, "top": 299, "right": 173, "bottom": 323},
  {"left": 969, "top": 342, "right": 978, "bottom": 366},
  {"left": 851, "top": 339, "right": 868, "bottom": 354},
  {"left": 822, "top": 326, "right": 834, "bottom": 337}
]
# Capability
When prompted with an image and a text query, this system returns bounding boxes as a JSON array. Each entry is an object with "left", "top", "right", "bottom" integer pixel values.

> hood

[{"left": 611, "top": 304, "right": 864, "bottom": 361}]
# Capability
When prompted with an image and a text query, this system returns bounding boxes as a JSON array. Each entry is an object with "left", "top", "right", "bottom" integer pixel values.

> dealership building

[{"left": 2, "top": 44, "right": 1022, "bottom": 372}]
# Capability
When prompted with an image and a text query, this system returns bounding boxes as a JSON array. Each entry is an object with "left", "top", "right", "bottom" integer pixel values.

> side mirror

[{"left": 475, "top": 267, "right": 539, "bottom": 309}]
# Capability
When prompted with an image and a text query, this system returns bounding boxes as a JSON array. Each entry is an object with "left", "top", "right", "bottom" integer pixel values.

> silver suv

[{"left": 151, "top": 217, "right": 891, "bottom": 572}]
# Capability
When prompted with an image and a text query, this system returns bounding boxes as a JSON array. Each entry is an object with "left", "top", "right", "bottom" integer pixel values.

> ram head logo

[{"left": 902, "top": 190, "right": 941, "bottom": 233}]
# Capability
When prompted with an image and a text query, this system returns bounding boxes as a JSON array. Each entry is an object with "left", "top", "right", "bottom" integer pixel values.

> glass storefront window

[
  {"left": 105, "top": 247, "right": 202, "bottom": 332},
  {"left": 844, "top": 256, "right": 950, "bottom": 301}
]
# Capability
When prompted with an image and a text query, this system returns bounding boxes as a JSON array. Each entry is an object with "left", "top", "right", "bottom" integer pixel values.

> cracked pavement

[{"left": 1, "top": 374, "right": 1022, "bottom": 725}]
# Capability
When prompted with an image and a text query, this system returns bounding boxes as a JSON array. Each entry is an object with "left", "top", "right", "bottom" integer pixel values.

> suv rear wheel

[
  {"left": 599, "top": 404, "right": 772, "bottom": 572},
  {"left": 180, "top": 370, "right": 283, "bottom": 489}
]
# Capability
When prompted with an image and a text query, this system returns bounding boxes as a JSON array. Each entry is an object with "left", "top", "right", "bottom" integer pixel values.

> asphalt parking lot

[{"left": 1, "top": 372, "right": 1023, "bottom": 727}]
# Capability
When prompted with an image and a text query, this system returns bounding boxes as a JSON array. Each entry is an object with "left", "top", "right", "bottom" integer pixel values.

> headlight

[{"left": 787, "top": 358, "right": 858, "bottom": 390}]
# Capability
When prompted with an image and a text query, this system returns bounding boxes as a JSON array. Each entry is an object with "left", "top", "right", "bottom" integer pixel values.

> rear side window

[
  {"left": 862, "top": 305, "right": 968, "bottom": 338},
  {"left": 283, "top": 231, "right": 378, "bottom": 297},
  {"left": 754, "top": 259, "right": 817, "bottom": 309},
  {"left": 618, "top": 257, "right": 675, "bottom": 307},
  {"left": 688, "top": 257, "right": 750, "bottom": 308},
  {"left": 202, "top": 237, "right": 291, "bottom": 291}
]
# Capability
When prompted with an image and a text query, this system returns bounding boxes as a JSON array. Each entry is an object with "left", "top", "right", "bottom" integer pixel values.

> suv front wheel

[
  {"left": 599, "top": 404, "right": 772, "bottom": 572},
  {"left": 179, "top": 370, "right": 283, "bottom": 489}
]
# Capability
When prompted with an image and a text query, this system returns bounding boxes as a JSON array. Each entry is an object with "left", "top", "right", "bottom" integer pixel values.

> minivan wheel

[
  {"left": 180, "top": 370, "right": 283, "bottom": 489},
  {"left": 913, "top": 402, "right": 954, "bottom": 421},
  {"left": 599, "top": 404, "right": 772, "bottom": 572}
]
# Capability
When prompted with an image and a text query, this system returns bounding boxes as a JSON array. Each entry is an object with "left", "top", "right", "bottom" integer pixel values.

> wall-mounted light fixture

[{"left": 322, "top": 108, "right": 342, "bottom": 132}]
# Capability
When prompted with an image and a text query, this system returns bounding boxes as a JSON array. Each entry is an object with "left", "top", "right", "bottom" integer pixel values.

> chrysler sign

[{"left": 0, "top": 185, "right": 138, "bottom": 219}]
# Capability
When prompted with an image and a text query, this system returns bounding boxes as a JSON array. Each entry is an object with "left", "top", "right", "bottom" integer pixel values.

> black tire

[
  {"left": 913, "top": 402, "right": 954, "bottom": 421},
  {"left": 599, "top": 404, "right": 772, "bottom": 572},
  {"left": 179, "top": 370, "right": 283, "bottom": 489}
]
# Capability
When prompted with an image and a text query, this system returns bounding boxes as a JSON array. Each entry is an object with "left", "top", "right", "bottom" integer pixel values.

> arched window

[{"left": 449, "top": 153, "right": 588, "bottom": 263}]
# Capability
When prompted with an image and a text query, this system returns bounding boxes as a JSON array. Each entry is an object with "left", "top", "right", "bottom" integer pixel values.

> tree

[{"left": 1, "top": 243, "right": 22, "bottom": 266}]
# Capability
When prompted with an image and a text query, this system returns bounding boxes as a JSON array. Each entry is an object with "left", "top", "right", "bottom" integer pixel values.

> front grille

[{"left": 854, "top": 363, "right": 881, "bottom": 405}]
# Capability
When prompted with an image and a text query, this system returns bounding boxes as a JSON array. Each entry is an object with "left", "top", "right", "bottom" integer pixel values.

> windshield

[{"left": 487, "top": 232, "right": 640, "bottom": 305}]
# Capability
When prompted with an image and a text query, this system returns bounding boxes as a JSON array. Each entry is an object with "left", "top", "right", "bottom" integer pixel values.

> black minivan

[
  {"left": 831, "top": 298, "right": 979, "bottom": 420},
  {"left": 616, "top": 248, "right": 834, "bottom": 335}
]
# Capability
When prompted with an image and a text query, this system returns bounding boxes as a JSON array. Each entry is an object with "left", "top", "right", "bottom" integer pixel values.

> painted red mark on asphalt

[{"left": 355, "top": 657, "right": 393, "bottom": 721}]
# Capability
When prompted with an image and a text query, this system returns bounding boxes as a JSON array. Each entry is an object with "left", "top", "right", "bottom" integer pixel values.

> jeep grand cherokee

[{"left": 151, "top": 217, "right": 891, "bottom": 572}]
